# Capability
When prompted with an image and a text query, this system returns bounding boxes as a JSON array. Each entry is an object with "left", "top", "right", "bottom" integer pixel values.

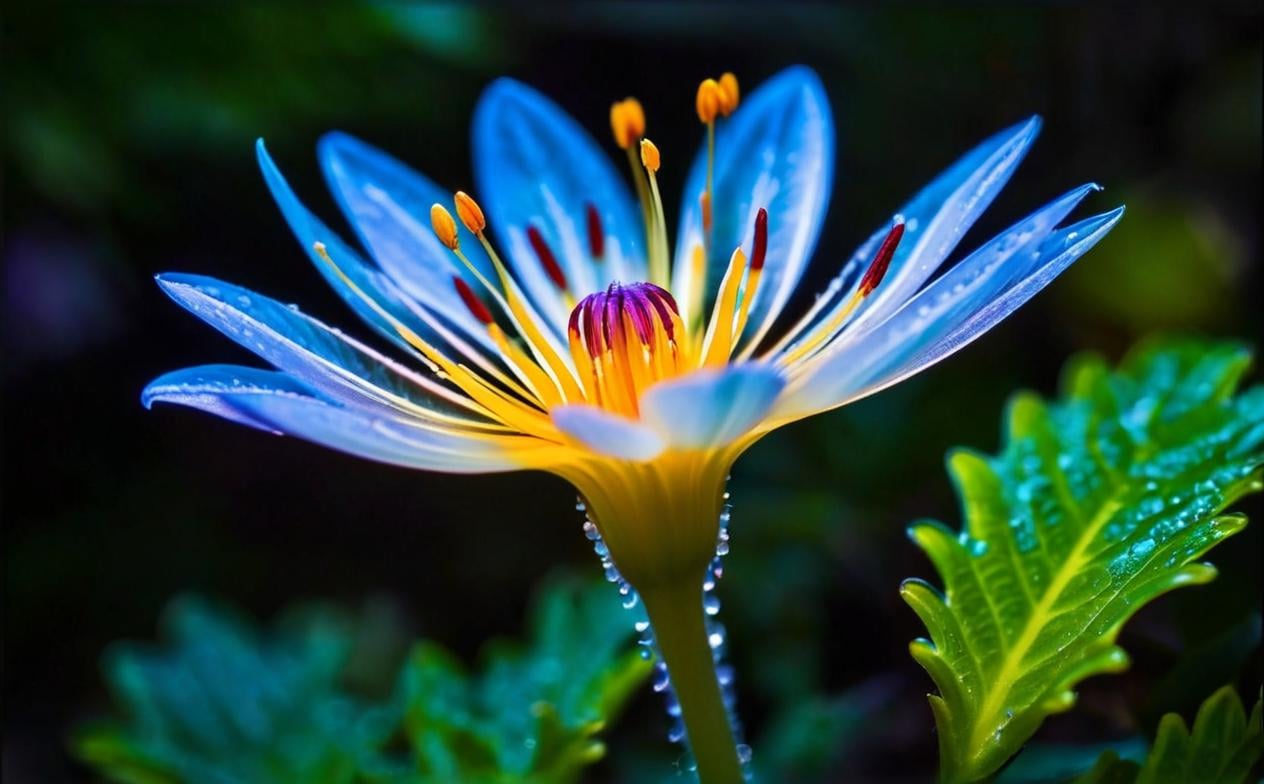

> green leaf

[
  {"left": 398, "top": 574, "right": 652, "bottom": 783},
  {"left": 1072, "top": 686, "right": 1263, "bottom": 784},
  {"left": 901, "top": 337, "right": 1264, "bottom": 783},
  {"left": 74, "top": 576, "right": 651, "bottom": 784},
  {"left": 72, "top": 596, "right": 406, "bottom": 784}
]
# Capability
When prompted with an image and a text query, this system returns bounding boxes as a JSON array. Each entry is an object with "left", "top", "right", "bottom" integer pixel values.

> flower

[{"left": 143, "top": 66, "right": 1122, "bottom": 782}]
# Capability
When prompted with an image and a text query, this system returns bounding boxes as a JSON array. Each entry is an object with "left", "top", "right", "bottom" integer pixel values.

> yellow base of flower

[{"left": 556, "top": 447, "right": 738, "bottom": 591}]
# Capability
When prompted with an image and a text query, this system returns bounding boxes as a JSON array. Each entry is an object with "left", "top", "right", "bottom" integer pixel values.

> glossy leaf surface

[{"left": 902, "top": 338, "right": 1264, "bottom": 783}]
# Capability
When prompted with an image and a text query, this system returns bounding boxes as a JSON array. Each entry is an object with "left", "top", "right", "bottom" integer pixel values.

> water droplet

[
  {"left": 737, "top": 744, "right": 752, "bottom": 764},
  {"left": 704, "top": 594, "right": 721, "bottom": 616},
  {"left": 652, "top": 666, "right": 671, "bottom": 692}
]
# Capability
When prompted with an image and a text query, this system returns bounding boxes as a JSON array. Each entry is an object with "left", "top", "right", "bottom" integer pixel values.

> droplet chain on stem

[{"left": 577, "top": 487, "right": 751, "bottom": 782}]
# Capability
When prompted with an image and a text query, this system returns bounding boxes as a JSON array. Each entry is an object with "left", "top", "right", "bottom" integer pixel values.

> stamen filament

[
  {"left": 700, "top": 247, "right": 747, "bottom": 366},
  {"left": 453, "top": 275, "right": 559, "bottom": 406},
  {"left": 472, "top": 233, "right": 586, "bottom": 401},
  {"left": 312, "top": 242, "right": 558, "bottom": 436},
  {"left": 776, "top": 219, "right": 906, "bottom": 369},
  {"left": 731, "top": 209, "right": 768, "bottom": 347},
  {"left": 640, "top": 139, "right": 671, "bottom": 287},
  {"left": 441, "top": 193, "right": 584, "bottom": 402},
  {"left": 684, "top": 243, "right": 708, "bottom": 336},
  {"left": 626, "top": 146, "right": 657, "bottom": 271}
]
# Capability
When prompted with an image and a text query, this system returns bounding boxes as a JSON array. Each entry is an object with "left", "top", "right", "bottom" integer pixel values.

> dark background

[{"left": 4, "top": 4, "right": 1261, "bottom": 781}]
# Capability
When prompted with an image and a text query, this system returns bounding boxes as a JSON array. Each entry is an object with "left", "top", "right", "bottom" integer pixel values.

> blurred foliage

[
  {"left": 72, "top": 596, "right": 405, "bottom": 783},
  {"left": 996, "top": 740, "right": 1148, "bottom": 784},
  {"left": 1055, "top": 191, "right": 1241, "bottom": 334},
  {"left": 902, "top": 338, "right": 1264, "bottom": 783},
  {"left": 72, "top": 575, "right": 651, "bottom": 784},
  {"left": 396, "top": 575, "right": 650, "bottom": 782},
  {"left": 1072, "top": 686, "right": 1262, "bottom": 784},
  {"left": 1, "top": 4, "right": 503, "bottom": 220}
]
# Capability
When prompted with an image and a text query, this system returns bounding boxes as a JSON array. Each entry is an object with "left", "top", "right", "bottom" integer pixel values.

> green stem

[{"left": 641, "top": 578, "right": 744, "bottom": 784}]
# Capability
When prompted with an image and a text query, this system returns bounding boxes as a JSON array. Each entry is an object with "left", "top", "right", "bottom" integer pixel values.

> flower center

[{"left": 567, "top": 282, "right": 687, "bottom": 416}]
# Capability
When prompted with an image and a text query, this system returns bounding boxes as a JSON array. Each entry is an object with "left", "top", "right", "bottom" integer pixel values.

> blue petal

[
  {"left": 142, "top": 364, "right": 311, "bottom": 433},
  {"left": 551, "top": 405, "right": 664, "bottom": 461},
  {"left": 316, "top": 132, "right": 500, "bottom": 330},
  {"left": 841, "top": 116, "right": 1043, "bottom": 334},
  {"left": 672, "top": 66, "right": 834, "bottom": 348},
  {"left": 473, "top": 78, "right": 646, "bottom": 331},
  {"left": 147, "top": 365, "right": 525, "bottom": 473},
  {"left": 640, "top": 364, "right": 786, "bottom": 449},
  {"left": 154, "top": 273, "right": 487, "bottom": 425},
  {"left": 258, "top": 139, "right": 498, "bottom": 360},
  {"left": 780, "top": 197, "right": 1123, "bottom": 417}
]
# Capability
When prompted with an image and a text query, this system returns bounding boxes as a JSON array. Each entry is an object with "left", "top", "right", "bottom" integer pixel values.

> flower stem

[{"left": 641, "top": 578, "right": 744, "bottom": 784}]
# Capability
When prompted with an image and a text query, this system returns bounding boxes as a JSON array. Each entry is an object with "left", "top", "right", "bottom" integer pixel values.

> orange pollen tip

[
  {"left": 526, "top": 225, "right": 568, "bottom": 290},
  {"left": 453, "top": 276, "right": 493, "bottom": 325},
  {"left": 454, "top": 191, "right": 486, "bottom": 234},
  {"left": 430, "top": 204, "right": 459, "bottom": 250},
  {"left": 696, "top": 78, "right": 722, "bottom": 124},
  {"left": 639, "top": 138, "right": 661, "bottom": 172},
  {"left": 718, "top": 72, "right": 740, "bottom": 116},
  {"left": 609, "top": 98, "right": 645, "bottom": 150},
  {"left": 585, "top": 203, "right": 605, "bottom": 259},
  {"left": 751, "top": 207, "right": 769, "bottom": 270},
  {"left": 859, "top": 220, "right": 906, "bottom": 296}
]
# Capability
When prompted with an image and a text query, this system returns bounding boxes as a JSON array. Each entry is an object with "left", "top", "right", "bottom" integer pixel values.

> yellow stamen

[
  {"left": 700, "top": 248, "right": 747, "bottom": 367},
  {"left": 429, "top": 192, "right": 583, "bottom": 405},
  {"left": 487, "top": 324, "right": 563, "bottom": 407},
  {"left": 639, "top": 138, "right": 660, "bottom": 172},
  {"left": 684, "top": 242, "right": 708, "bottom": 333},
  {"left": 471, "top": 234, "right": 586, "bottom": 402},
  {"left": 453, "top": 191, "right": 485, "bottom": 234},
  {"left": 430, "top": 204, "right": 459, "bottom": 250},
  {"left": 718, "top": 72, "right": 740, "bottom": 116},
  {"left": 778, "top": 291, "right": 868, "bottom": 369},
  {"left": 695, "top": 78, "right": 722, "bottom": 124},
  {"left": 731, "top": 266, "right": 762, "bottom": 344},
  {"left": 312, "top": 242, "right": 558, "bottom": 437},
  {"left": 609, "top": 98, "right": 645, "bottom": 150},
  {"left": 640, "top": 138, "right": 670, "bottom": 287}
]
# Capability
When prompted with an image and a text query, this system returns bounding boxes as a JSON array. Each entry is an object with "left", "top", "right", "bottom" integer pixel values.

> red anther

[
  {"left": 858, "top": 220, "right": 905, "bottom": 296},
  {"left": 751, "top": 208, "right": 768, "bottom": 271},
  {"left": 453, "top": 276, "right": 493, "bottom": 325},
  {"left": 586, "top": 203, "right": 605, "bottom": 259},
  {"left": 526, "top": 225, "right": 568, "bottom": 290}
]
